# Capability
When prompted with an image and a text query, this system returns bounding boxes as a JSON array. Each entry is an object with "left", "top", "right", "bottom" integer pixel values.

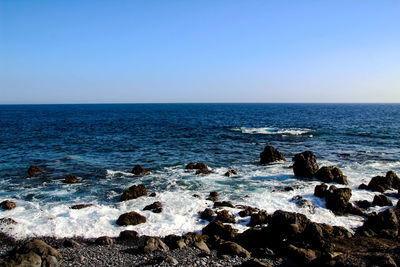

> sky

[{"left": 0, "top": 0, "right": 399, "bottom": 104}]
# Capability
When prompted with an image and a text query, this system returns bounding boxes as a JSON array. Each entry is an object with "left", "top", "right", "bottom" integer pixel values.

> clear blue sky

[{"left": 0, "top": 0, "right": 399, "bottom": 104}]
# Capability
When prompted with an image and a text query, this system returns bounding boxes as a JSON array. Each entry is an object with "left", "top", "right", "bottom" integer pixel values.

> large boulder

[
  {"left": 248, "top": 211, "right": 270, "bottom": 226},
  {"left": 325, "top": 186, "right": 352, "bottom": 215},
  {"left": 95, "top": 236, "right": 114, "bottom": 245},
  {"left": 143, "top": 237, "right": 169, "bottom": 253},
  {"left": 27, "top": 166, "right": 41, "bottom": 177},
  {"left": 314, "top": 166, "right": 348, "bottom": 185},
  {"left": 292, "top": 151, "right": 319, "bottom": 178},
  {"left": 120, "top": 184, "right": 147, "bottom": 201},
  {"left": 202, "top": 220, "right": 237, "bottom": 241},
  {"left": 1, "top": 200, "right": 16, "bottom": 210},
  {"left": 185, "top": 162, "right": 211, "bottom": 175},
  {"left": 372, "top": 195, "right": 393, "bottom": 207},
  {"left": 267, "top": 210, "right": 311, "bottom": 241},
  {"left": 314, "top": 183, "right": 328, "bottom": 198},
  {"left": 367, "top": 171, "right": 400, "bottom": 192},
  {"left": 218, "top": 241, "right": 251, "bottom": 258},
  {"left": 356, "top": 209, "right": 399, "bottom": 239},
  {"left": 118, "top": 230, "right": 139, "bottom": 241},
  {"left": 216, "top": 210, "right": 236, "bottom": 223},
  {"left": 131, "top": 165, "right": 150, "bottom": 175},
  {"left": 199, "top": 208, "right": 215, "bottom": 221},
  {"left": 143, "top": 201, "right": 163, "bottom": 213},
  {"left": 260, "top": 146, "right": 285, "bottom": 165},
  {"left": 116, "top": 211, "right": 146, "bottom": 226}
]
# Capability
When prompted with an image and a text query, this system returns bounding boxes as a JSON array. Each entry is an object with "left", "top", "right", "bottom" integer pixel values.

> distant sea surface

[{"left": 0, "top": 103, "right": 399, "bottom": 238}]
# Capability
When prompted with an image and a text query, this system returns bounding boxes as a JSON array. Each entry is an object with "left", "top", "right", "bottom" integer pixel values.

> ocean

[{"left": 0, "top": 103, "right": 399, "bottom": 239}]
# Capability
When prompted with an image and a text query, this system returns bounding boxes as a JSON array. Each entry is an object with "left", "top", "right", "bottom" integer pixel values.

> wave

[{"left": 232, "top": 127, "right": 311, "bottom": 136}]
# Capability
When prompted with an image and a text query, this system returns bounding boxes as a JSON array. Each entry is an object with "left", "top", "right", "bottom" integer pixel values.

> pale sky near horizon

[{"left": 0, "top": 0, "right": 399, "bottom": 104}]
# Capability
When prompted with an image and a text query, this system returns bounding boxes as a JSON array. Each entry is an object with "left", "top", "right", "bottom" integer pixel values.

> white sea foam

[{"left": 232, "top": 127, "right": 311, "bottom": 135}]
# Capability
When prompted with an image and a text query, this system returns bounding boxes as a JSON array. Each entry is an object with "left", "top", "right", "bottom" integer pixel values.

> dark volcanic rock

[
  {"left": 116, "top": 211, "right": 146, "bottom": 226},
  {"left": 199, "top": 208, "right": 215, "bottom": 221},
  {"left": 248, "top": 211, "right": 270, "bottom": 226},
  {"left": 70, "top": 204, "right": 93, "bottom": 209},
  {"left": 27, "top": 165, "right": 41, "bottom": 177},
  {"left": 372, "top": 195, "right": 393, "bottom": 206},
  {"left": 185, "top": 162, "right": 211, "bottom": 175},
  {"left": 325, "top": 186, "right": 352, "bottom": 215},
  {"left": 355, "top": 200, "right": 371, "bottom": 209},
  {"left": 149, "top": 192, "right": 157, "bottom": 197},
  {"left": 143, "top": 237, "right": 169, "bottom": 253},
  {"left": 202, "top": 220, "right": 237, "bottom": 241},
  {"left": 238, "top": 206, "right": 260, "bottom": 217},
  {"left": 290, "top": 195, "right": 315, "bottom": 214},
  {"left": 206, "top": 191, "right": 218, "bottom": 201},
  {"left": 314, "top": 183, "right": 328, "bottom": 198},
  {"left": 143, "top": 201, "right": 163, "bottom": 213},
  {"left": 118, "top": 230, "right": 139, "bottom": 241},
  {"left": 95, "top": 236, "right": 114, "bottom": 245},
  {"left": 356, "top": 209, "right": 399, "bottom": 238},
  {"left": 64, "top": 174, "right": 79, "bottom": 184},
  {"left": 284, "top": 186, "right": 294, "bottom": 191},
  {"left": 367, "top": 171, "right": 400, "bottom": 192},
  {"left": 358, "top": 183, "right": 369, "bottom": 190},
  {"left": 218, "top": 241, "right": 251, "bottom": 258},
  {"left": 131, "top": 165, "right": 150, "bottom": 175},
  {"left": 292, "top": 151, "right": 319, "bottom": 178},
  {"left": 260, "top": 145, "right": 286, "bottom": 165},
  {"left": 314, "top": 166, "right": 348, "bottom": 184},
  {"left": 1, "top": 200, "right": 16, "bottom": 210},
  {"left": 225, "top": 170, "right": 238, "bottom": 177},
  {"left": 120, "top": 184, "right": 147, "bottom": 201},
  {"left": 213, "top": 201, "right": 234, "bottom": 208},
  {"left": 216, "top": 210, "right": 236, "bottom": 223}
]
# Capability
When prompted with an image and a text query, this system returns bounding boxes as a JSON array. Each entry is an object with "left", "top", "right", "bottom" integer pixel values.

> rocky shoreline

[{"left": 1, "top": 147, "right": 400, "bottom": 266}]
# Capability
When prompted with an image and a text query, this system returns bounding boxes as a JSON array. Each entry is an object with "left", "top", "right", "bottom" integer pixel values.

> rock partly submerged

[
  {"left": 120, "top": 184, "right": 147, "bottom": 201},
  {"left": 292, "top": 151, "right": 319, "bottom": 178},
  {"left": 260, "top": 146, "right": 285, "bottom": 165}
]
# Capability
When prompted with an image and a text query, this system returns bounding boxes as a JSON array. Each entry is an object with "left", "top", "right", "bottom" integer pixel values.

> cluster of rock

[{"left": 185, "top": 162, "right": 211, "bottom": 175}]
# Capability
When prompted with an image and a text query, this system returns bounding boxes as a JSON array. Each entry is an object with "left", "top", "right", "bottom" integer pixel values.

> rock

[
  {"left": 267, "top": 210, "right": 311, "bottom": 241},
  {"left": 325, "top": 186, "right": 352, "bottom": 215},
  {"left": 202, "top": 220, "right": 237, "bottom": 241},
  {"left": 314, "top": 166, "right": 348, "bottom": 184},
  {"left": 367, "top": 171, "right": 400, "bottom": 192},
  {"left": 131, "top": 165, "right": 150, "bottom": 175},
  {"left": 218, "top": 241, "right": 251, "bottom": 258},
  {"left": 64, "top": 175, "right": 79, "bottom": 184},
  {"left": 356, "top": 209, "right": 399, "bottom": 238},
  {"left": 7, "top": 251, "right": 42, "bottom": 267},
  {"left": 116, "top": 211, "right": 146, "bottom": 226},
  {"left": 238, "top": 206, "right": 259, "bottom": 217},
  {"left": 17, "top": 239, "right": 62, "bottom": 259},
  {"left": 213, "top": 201, "right": 234, "bottom": 208},
  {"left": 206, "top": 191, "right": 218, "bottom": 201},
  {"left": 164, "top": 256, "right": 178, "bottom": 266},
  {"left": 143, "top": 237, "right": 169, "bottom": 253},
  {"left": 120, "top": 184, "right": 147, "bottom": 201},
  {"left": 290, "top": 195, "right": 315, "bottom": 214},
  {"left": 240, "top": 259, "right": 272, "bottom": 267},
  {"left": 70, "top": 204, "right": 93, "bottom": 209},
  {"left": 292, "top": 151, "right": 319, "bottom": 178},
  {"left": 196, "top": 168, "right": 211, "bottom": 175},
  {"left": 149, "top": 192, "right": 156, "bottom": 197},
  {"left": 194, "top": 240, "right": 210, "bottom": 254},
  {"left": 0, "top": 217, "right": 17, "bottom": 225},
  {"left": 118, "top": 230, "right": 139, "bottom": 241},
  {"left": 95, "top": 236, "right": 114, "bottom": 245},
  {"left": 284, "top": 186, "right": 294, "bottom": 191},
  {"left": 28, "top": 165, "right": 41, "bottom": 176},
  {"left": 225, "top": 170, "right": 237, "bottom": 177},
  {"left": 287, "top": 244, "right": 318, "bottom": 264},
  {"left": 358, "top": 183, "right": 368, "bottom": 190},
  {"left": 372, "top": 194, "right": 393, "bottom": 206},
  {"left": 193, "top": 194, "right": 200, "bottom": 198},
  {"left": 216, "top": 210, "right": 236, "bottom": 223},
  {"left": 63, "top": 239, "right": 82, "bottom": 248},
  {"left": 143, "top": 201, "right": 163, "bottom": 213},
  {"left": 260, "top": 145, "right": 286, "bottom": 165},
  {"left": 199, "top": 208, "right": 215, "bottom": 221},
  {"left": 248, "top": 211, "right": 270, "bottom": 226},
  {"left": 314, "top": 183, "right": 328, "bottom": 198},
  {"left": 355, "top": 200, "right": 371, "bottom": 209},
  {"left": 1, "top": 200, "right": 16, "bottom": 210},
  {"left": 185, "top": 162, "right": 211, "bottom": 174}
]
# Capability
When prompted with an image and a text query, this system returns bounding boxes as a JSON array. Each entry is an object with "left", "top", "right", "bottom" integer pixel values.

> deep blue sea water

[{"left": 0, "top": 104, "right": 399, "bottom": 238}]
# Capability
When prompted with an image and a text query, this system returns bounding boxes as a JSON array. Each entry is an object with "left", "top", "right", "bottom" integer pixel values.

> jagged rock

[
  {"left": 1, "top": 200, "right": 16, "bottom": 210},
  {"left": 149, "top": 192, "right": 156, "bottom": 197},
  {"left": 367, "top": 171, "right": 400, "bottom": 192},
  {"left": 118, "top": 230, "right": 139, "bottom": 241},
  {"left": 238, "top": 206, "right": 259, "bottom": 217},
  {"left": 70, "top": 204, "right": 93, "bottom": 209},
  {"left": 355, "top": 200, "right": 371, "bottom": 209},
  {"left": 202, "top": 220, "right": 237, "bottom": 241},
  {"left": 325, "top": 186, "right": 352, "bottom": 215},
  {"left": 206, "top": 191, "right": 218, "bottom": 201},
  {"left": 95, "top": 236, "right": 114, "bottom": 245},
  {"left": 315, "top": 166, "right": 348, "bottom": 184},
  {"left": 267, "top": 210, "right": 311, "bottom": 241},
  {"left": 143, "top": 201, "right": 163, "bottom": 213},
  {"left": 218, "top": 241, "right": 251, "bottom": 258},
  {"left": 213, "top": 201, "right": 234, "bottom": 208},
  {"left": 260, "top": 146, "right": 286, "bottom": 165},
  {"left": 216, "top": 210, "right": 236, "bottom": 223},
  {"left": 120, "top": 184, "right": 147, "bottom": 201},
  {"left": 225, "top": 170, "right": 238, "bottom": 177},
  {"left": 199, "top": 208, "right": 215, "bottom": 221},
  {"left": 143, "top": 237, "right": 169, "bottom": 253},
  {"left": 185, "top": 162, "right": 211, "bottom": 175},
  {"left": 356, "top": 209, "right": 399, "bottom": 238},
  {"left": 314, "top": 183, "right": 328, "bottom": 198},
  {"left": 358, "top": 183, "right": 369, "bottom": 190},
  {"left": 64, "top": 175, "right": 79, "bottom": 184},
  {"left": 292, "top": 151, "right": 319, "bottom": 178},
  {"left": 284, "top": 186, "right": 294, "bottom": 191},
  {"left": 290, "top": 195, "right": 315, "bottom": 214},
  {"left": 28, "top": 165, "right": 41, "bottom": 177},
  {"left": 248, "top": 211, "right": 270, "bottom": 226},
  {"left": 131, "top": 165, "right": 150, "bottom": 175},
  {"left": 287, "top": 244, "right": 319, "bottom": 264},
  {"left": 194, "top": 240, "right": 210, "bottom": 254},
  {"left": 116, "top": 211, "right": 146, "bottom": 226},
  {"left": 373, "top": 195, "right": 393, "bottom": 207}
]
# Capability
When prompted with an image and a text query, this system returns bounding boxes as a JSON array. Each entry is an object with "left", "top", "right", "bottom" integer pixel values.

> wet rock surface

[
  {"left": 131, "top": 165, "right": 151, "bottom": 176},
  {"left": 314, "top": 166, "right": 348, "bottom": 185},
  {"left": 260, "top": 146, "right": 285, "bottom": 165},
  {"left": 116, "top": 211, "right": 146, "bottom": 226},
  {"left": 292, "top": 151, "right": 319, "bottom": 178},
  {"left": 120, "top": 184, "right": 147, "bottom": 201}
]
